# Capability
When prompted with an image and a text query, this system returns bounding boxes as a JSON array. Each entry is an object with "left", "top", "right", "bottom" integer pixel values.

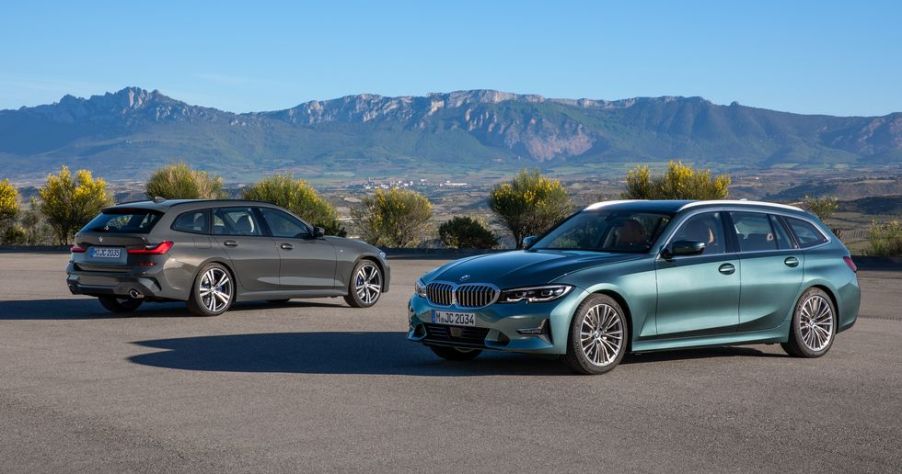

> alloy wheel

[
  {"left": 579, "top": 303, "right": 624, "bottom": 366},
  {"left": 199, "top": 267, "right": 232, "bottom": 313},
  {"left": 798, "top": 294, "right": 834, "bottom": 352},
  {"left": 354, "top": 263, "right": 382, "bottom": 305}
]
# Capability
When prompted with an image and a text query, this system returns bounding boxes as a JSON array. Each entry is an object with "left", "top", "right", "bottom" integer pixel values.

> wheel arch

[{"left": 574, "top": 288, "right": 634, "bottom": 353}]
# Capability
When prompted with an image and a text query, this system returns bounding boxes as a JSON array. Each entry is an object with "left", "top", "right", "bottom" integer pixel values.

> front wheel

[
  {"left": 187, "top": 263, "right": 235, "bottom": 316},
  {"left": 430, "top": 346, "right": 482, "bottom": 361},
  {"left": 344, "top": 260, "right": 382, "bottom": 308},
  {"left": 782, "top": 288, "right": 836, "bottom": 358},
  {"left": 564, "top": 294, "right": 629, "bottom": 375},
  {"left": 98, "top": 296, "right": 143, "bottom": 314}
]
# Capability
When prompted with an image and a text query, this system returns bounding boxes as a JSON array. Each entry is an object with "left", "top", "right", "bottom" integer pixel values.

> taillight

[
  {"left": 843, "top": 256, "right": 857, "bottom": 273},
  {"left": 70, "top": 245, "right": 86, "bottom": 253},
  {"left": 128, "top": 241, "right": 174, "bottom": 255}
]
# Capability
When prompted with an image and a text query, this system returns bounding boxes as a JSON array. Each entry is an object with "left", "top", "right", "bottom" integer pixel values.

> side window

[
  {"left": 171, "top": 210, "right": 210, "bottom": 234},
  {"left": 671, "top": 212, "right": 726, "bottom": 255},
  {"left": 731, "top": 212, "right": 778, "bottom": 252},
  {"left": 258, "top": 207, "right": 310, "bottom": 239},
  {"left": 212, "top": 207, "right": 262, "bottom": 236},
  {"left": 769, "top": 215, "right": 795, "bottom": 250},
  {"left": 785, "top": 217, "right": 828, "bottom": 248}
]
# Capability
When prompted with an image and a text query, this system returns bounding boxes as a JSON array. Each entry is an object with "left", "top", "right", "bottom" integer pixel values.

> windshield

[
  {"left": 532, "top": 210, "right": 673, "bottom": 253},
  {"left": 81, "top": 208, "right": 163, "bottom": 234}
]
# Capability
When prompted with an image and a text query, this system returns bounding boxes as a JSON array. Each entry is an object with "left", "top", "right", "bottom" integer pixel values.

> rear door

[
  {"left": 257, "top": 207, "right": 338, "bottom": 291},
  {"left": 654, "top": 211, "right": 741, "bottom": 336},
  {"left": 730, "top": 212, "right": 804, "bottom": 331},
  {"left": 211, "top": 207, "right": 281, "bottom": 292}
]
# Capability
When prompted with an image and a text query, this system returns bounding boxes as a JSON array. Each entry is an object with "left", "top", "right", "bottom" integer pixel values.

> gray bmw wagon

[{"left": 67, "top": 199, "right": 390, "bottom": 316}]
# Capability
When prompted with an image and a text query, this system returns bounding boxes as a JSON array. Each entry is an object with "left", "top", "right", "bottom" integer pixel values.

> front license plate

[
  {"left": 89, "top": 247, "right": 123, "bottom": 259},
  {"left": 432, "top": 310, "right": 476, "bottom": 327}
]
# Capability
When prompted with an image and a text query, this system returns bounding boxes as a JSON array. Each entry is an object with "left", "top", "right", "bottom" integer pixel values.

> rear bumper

[{"left": 66, "top": 262, "right": 179, "bottom": 301}]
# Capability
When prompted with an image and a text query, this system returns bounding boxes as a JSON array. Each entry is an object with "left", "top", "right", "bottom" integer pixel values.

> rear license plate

[
  {"left": 89, "top": 247, "right": 122, "bottom": 259},
  {"left": 432, "top": 310, "right": 476, "bottom": 327}
]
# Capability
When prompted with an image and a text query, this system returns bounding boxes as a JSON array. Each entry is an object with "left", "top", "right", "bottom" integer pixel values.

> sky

[{"left": 1, "top": 0, "right": 900, "bottom": 116}]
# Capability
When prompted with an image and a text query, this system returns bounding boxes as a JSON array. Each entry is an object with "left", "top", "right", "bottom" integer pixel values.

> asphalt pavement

[{"left": 0, "top": 253, "right": 900, "bottom": 473}]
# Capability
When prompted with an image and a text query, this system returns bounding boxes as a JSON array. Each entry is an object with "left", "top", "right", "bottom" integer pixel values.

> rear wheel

[
  {"left": 344, "top": 260, "right": 382, "bottom": 308},
  {"left": 430, "top": 346, "right": 482, "bottom": 361},
  {"left": 98, "top": 296, "right": 143, "bottom": 314},
  {"left": 187, "top": 263, "right": 235, "bottom": 316},
  {"left": 782, "top": 288, "right": 836, "bottom": 358},
  {"left": 564, "top": 294, "right": 628, "bottom": 375}
]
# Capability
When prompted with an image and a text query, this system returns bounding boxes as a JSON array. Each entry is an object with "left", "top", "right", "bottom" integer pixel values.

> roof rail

[
  {"left": 584, "top": 200, "right": 638, "bottom": 210},
  {"left": 678, "top": 200, "right": 803, "bottom": 212}
]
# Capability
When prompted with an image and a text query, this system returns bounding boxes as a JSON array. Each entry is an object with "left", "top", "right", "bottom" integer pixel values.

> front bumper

[{"left": 407, "top": 288, "right": 586, "bottom": 355}]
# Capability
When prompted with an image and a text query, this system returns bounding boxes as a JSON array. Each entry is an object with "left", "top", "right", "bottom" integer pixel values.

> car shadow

[
  {"left": 127, "top": 332, "right": 785, "bottom": 377},
  {"left": 0, "top": 298, "right": 346, "bottom": 320}
]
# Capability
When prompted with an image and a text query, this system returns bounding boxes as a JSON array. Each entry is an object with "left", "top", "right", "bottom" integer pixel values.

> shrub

[
  {"left": 146, "top": 162, "right": 225, "bottom": 199},
  {"left": 438, "top": 216, "right": 498, "bottom": 249},
  {"left": 241, "top": 175, "right": 345, "bottom": 236},
  {"left": 623, "top": 161, "right": 731, "bottom": 200},
  {"left": 0, "top": 179, "right": 19, "bottom": 225},
  {"left": 352, "top": 188, "right": 432, "bottom": 247},
  {"left": 867, "top": 220, "right": 902, "bottom": 256},
  {"left": 489, "top": 169, "right": 572, "bottom": 248},
  {"left": 38, "top": 166, "right": 112, "bottom": 244},
  {"left": 802, "top": 195, "right": 839, "bottom": 221}
]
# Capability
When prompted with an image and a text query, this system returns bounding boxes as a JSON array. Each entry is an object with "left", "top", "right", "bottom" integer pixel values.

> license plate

[
  {"left": 89, "top": 247, "right": 122, "bottom": 259},
  {"left": 432, "top": 310, "right": 476, "bottom": 327}
]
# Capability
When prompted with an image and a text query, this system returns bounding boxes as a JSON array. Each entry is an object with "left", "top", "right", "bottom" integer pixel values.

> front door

[
  {"left": 211, "top": 207, "right": 281, "bottom": 292},
  {"left": 654, "top": 211, "right": 740, "bottom": 337},
  {"left": 257, "top": 207, "right": 338, "bottom": 291}
]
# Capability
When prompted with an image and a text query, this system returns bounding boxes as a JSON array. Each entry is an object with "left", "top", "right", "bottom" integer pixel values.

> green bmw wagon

[{"left": 408, "top": 200, "right": 860, "bottom": 374}]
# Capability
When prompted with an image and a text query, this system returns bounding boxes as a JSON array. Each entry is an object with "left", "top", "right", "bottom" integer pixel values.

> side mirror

[
  {"left": 663, "top": 240, "right": 705, "bottom": 259},
  {"left": 522, "top": 235, "right": 537, "bottom": 249},
  {"left": 313, "top": 226, "right": 325, "bottom": 238}
]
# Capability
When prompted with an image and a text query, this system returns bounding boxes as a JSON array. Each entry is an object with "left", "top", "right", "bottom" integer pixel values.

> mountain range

[{"left": 1, "top": 87, "right": 900, "bottom": 181}]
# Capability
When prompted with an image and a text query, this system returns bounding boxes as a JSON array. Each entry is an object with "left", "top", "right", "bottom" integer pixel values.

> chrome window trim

[{"left": 656, "top": 206, "right": 831, "bottom": 261}]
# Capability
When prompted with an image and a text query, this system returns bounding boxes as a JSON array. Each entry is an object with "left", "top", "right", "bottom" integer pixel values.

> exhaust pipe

[{"left": 128, "top": 289, "right": 144, "bottom": 299}]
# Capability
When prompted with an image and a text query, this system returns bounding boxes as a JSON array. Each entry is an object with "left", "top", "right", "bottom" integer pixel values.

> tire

[
  {"left": 781, "top": 287, "right": 836, "bottom": 358},
  {"left": 98, "top": 295, "right": 143, "bottom": 314},
  {"left": 430, "top": 345, "right": 482, "bottom": 361},
  {"left": 564, "top": 294, "right": 629, "bottom": 375},
  {"left": 344, "top": 259, "right": 383, "bottom": 308},
  {"left": 187, "top": 263, "right": 235, "bottom": 316}
]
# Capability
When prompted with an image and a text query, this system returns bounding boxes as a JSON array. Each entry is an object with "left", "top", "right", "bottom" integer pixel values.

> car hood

[{"left": 426, "top": 250, "right": 642, "bottom": 288}]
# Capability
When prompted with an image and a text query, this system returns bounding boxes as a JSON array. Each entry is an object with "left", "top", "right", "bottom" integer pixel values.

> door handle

[
  {"left": 784, "top": 256, "right": 800, "bottom": 267},
  {"left": 718, "top": 263, "right": 735, "bottom": 275},
  {"left": 280, "top": 243, "right": 293, "bottom": 250},
  {"left": 223, "top": 240, "right": 238, "bottom": 247}
]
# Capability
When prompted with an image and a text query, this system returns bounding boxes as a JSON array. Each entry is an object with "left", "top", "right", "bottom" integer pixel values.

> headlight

[
  {"left": 498, "top": 285, "right": 572, "bottom": 304},
  {"left": 415, "top": 279, "right": 428, "bottom": 298}
]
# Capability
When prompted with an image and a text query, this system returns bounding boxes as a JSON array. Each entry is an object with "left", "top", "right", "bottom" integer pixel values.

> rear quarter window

[
  {"left": 172, "top": 210, "right": 210, "bottom": 234},
  {"left": 81, "top": 209, "right": 163, "bottom": 234},
  {"left": 785, "top": 217, "right": 829, "bottom": 248}
]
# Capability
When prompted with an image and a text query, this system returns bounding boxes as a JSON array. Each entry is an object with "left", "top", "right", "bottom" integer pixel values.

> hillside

[{"left": 1, "top": 87, "right": 900, "bottom": 181}]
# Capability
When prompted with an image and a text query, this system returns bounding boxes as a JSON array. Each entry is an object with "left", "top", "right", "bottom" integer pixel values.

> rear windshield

[{"left": 81, "top": 209, "right": 163, "bottom": 234}]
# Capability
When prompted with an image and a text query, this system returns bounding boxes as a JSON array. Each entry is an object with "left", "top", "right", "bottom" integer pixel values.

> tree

[
  {"left": 145, "top": 162, "right": 225, "bottom": 199},
  {"left": 241, "top": 175, "right": 346, "bottom": 236},
  {"left": 438, "top": 216, "right": 498, "bottom": 249},
  {"left": 622, "top": 161, "right": 731, "bottom": 200},
  {"left": 0, "top": 179, "right": 19, "bottom": 225},
  {"left": 802, "top": 195, "right": 838, "bottom": 221},
  {"left": 489, "top": 169, "right": 572, "bottom": 248},
  {"left": 352, "top": 188, "right": 432, "bottom": 247},
  {"left": 38, "top": 166, "right": 112, "bottom": 244}
]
